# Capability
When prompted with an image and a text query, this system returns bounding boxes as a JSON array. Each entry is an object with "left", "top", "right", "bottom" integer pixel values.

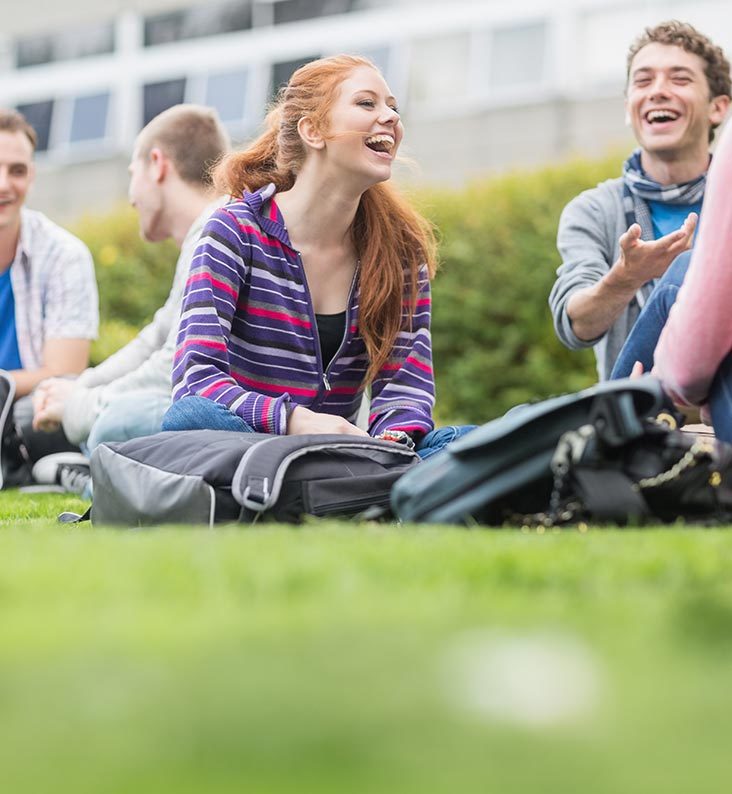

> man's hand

[
  {"left": 287, "top": 406, "right": 368, "bottom": 436},
  {"left": 612, "top": 213, "right": 697, "bottom": 290},
  {"left": 568, "top": 213, "right": 697, "bottom": 343},
  {"left": 32, "top": 378, "right": 76, "bottom": 432}
]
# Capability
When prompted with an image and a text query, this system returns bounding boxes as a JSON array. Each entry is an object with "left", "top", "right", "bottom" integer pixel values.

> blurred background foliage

[
  {"left": 72, "top": 205, "right": 178, "bottom": 365},
  {"left": 75, "top": 153, "right": 624, "bottom": 424}
]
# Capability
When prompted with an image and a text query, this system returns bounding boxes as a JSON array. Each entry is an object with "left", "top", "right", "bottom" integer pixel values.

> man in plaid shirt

[{"left": 0, "top": 108, "right": 98, "bottom": 486}]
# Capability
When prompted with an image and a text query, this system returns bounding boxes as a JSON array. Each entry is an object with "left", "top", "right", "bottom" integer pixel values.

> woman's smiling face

[{"left": 315, "top": 65, "right": 403, "bottom": 187}]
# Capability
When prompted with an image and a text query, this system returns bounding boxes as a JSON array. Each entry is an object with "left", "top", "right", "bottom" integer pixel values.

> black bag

[
  {"left": 88, "top": 430, "right": 419, "bottom": 527},
  {"left": 390, "top": 376, "right": 722, "bottom": 526},
  {"left": 0, "top": 370, "right": 30, "bottom": 490},
  {"left": 540, "top": 415, "right": 732, "bottom": 526},
  {"left": 1, "top": 370, "right": 84, "bottom": 490}
]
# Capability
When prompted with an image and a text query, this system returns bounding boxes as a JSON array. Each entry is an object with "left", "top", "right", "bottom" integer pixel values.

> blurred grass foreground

[
  {"left": 1, "top": 492, "right": 732, "bottom": 793},
  {"left": 4, "top": 150, "right": 729, "bottom": 791}
]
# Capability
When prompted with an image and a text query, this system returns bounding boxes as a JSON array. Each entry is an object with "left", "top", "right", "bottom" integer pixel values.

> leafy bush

[
  {"left": 418, "top": 152, "right": 625, "bottom": 424},
  {"left": 72, "top": 204, "right": 178, "bottom": 364},
  {"left": 73, "top": 154, "right": 625, "bottom": 420}
]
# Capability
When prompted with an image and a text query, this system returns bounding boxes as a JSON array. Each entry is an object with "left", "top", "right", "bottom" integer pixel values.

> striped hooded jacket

[{"left": 171, "top": 183, "right": 435, "bottom": 437}]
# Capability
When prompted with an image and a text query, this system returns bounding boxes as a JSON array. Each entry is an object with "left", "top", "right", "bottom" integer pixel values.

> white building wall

[{"left": 1, "top": 0, "right": 731, "bottom": 220}]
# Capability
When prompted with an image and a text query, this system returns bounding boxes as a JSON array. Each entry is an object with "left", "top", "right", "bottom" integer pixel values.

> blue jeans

[
  {"left": 162, "top": 396, "right": 476, "bottom": 459},
  {"left": 611, "top": 250, "right": 691, "bottom": 379},
  {"left": 609, "top": 250, "right": 732, "bottom": 442},
  {"left": 709, "top": 355, "right": 732, "bottom": 443},
  {"left": 86, "top": 391, "right": 171, "bottom": 454}
]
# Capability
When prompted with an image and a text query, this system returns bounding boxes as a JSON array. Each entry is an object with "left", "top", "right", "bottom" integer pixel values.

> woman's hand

[{"left": 286, "top": 406, "right": 368, "bottom": 436}]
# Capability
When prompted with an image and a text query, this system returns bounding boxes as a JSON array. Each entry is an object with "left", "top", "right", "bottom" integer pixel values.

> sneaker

[
  {"left": 32, "top": 451, "right": 89, "bottom": 485},
  {"left": 31, "top": 451, "right": 92, "bottom": 499},
  {"left": 57, "top": 463, "right": 92, "bottom": 498}
]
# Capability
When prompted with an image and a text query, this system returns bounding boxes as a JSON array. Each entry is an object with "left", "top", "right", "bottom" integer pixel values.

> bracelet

[{"left": 376, "top": 429, "right": 415, "bottom": 450}]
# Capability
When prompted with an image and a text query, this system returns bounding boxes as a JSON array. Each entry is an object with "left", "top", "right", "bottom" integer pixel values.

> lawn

[{"left": 1, "top": 490, "right": 731, "bottom": 793}]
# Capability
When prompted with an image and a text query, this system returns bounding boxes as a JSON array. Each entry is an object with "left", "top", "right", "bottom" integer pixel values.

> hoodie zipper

[{"left": 295, "top": 251, "right": 359, "bottom": 410}]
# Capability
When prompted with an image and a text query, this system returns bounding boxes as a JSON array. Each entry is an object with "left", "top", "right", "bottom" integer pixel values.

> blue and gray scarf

[{"left": 622, "top": 149, "right": 708, "bottom": 241}]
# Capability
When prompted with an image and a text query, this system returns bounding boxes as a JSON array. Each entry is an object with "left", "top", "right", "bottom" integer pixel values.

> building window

[
  {"left": 272, "top": 0, "right": 356, "bottom": 26},
  {"left": 270, "top": 55, "right": 320, "bottom": 99},
  {"left": 143, "top": 79, "right": 187, "bottom": 127},
  {"left": 144, "top": 1, "right": 252, "bottom": 47},
  {"left": 488, "top": 21, "right": 548, "bottom": 89},
  {"left": 580, "top": 8, "right": 652, "bottom": 86},
  {"left": 69, "top": 93, "right": 111, "bottom": 144},
  {"left": 409, "top": 34, "right": 470, "bottom": 104},
  {"left": 205, "top": 70, "right": 249, "bottom": 124},
  {"left": 15, "top": 21, "right": 114, "bottom": 68},
  {"left": 16, "top": 101, "right": 54, "bottom": 152}
]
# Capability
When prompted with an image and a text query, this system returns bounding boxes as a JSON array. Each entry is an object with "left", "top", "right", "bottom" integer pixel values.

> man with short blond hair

[
  {"left": 549, "top": 20, "right": 731, "bottom": 380},
  {"left": 31, "top": 104, "right": 230, "bottom": 495}
]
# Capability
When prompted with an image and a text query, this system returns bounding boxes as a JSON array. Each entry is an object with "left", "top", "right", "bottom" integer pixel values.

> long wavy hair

[{"left": 213, "top": 54, "right": 438, "bottom": 384}]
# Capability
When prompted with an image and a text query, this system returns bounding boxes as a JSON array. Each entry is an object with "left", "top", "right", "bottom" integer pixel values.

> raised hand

[{"left": 615, "top": 213, "right": 697, "bottom": 288}]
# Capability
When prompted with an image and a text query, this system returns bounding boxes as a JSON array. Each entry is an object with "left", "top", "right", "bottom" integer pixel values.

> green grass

[{"left": 1, "top": 490, "right": 731, "bottom": 793}]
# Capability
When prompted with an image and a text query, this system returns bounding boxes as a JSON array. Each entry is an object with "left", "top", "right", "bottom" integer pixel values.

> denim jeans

[
  {"left": 709, "top": 354, "right": 732, "bottom": 443},
  {"left": 86, "top": 391, "right": 171, "bottom": 454},
  {"left": 610, "top": 250, "right": 691, "bottom": 379},
  {"left": 162, "top": 396, "right": 476, "bottom": 459},
  {"left": 608, "top": 249, "right": 732, "bottom": 442}
]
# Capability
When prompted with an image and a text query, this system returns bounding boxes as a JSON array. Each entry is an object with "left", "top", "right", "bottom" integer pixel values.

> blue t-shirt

[
  {"left": 0, "top": 267, "right": 23, "bottom": 371},
  {"left": 648, "top": 199, "right": 703, "bottom": 241}
]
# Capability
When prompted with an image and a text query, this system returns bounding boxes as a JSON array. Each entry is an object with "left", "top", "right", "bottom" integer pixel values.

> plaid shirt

[{"left": 9, "top": 209, "right": 98, "bottom": 370}]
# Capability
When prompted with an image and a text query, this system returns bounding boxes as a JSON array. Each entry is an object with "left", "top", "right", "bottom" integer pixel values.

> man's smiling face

[
  {"left": 0, "top": 130, "right": 34, "bottom": 235},
  {"left": 626, "top": 42, "right": 727, "bottom": 158}
]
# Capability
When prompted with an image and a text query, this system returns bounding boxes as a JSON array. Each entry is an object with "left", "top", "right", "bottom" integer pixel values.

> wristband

[{"left": 376, "top": 429, "right": 415, "bottom": 450}]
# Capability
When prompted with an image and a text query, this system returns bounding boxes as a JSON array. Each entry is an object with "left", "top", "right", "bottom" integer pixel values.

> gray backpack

[{"left": 83, "top": 430, "right": 418, "bottom": 527}]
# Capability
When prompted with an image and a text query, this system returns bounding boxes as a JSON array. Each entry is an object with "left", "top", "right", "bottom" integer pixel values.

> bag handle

[
  {"left": 231, "top": 433, "right": 418, "bottom": 513},
  {"left": 446, "top": 376, "right": 672, "bottom": 461}
]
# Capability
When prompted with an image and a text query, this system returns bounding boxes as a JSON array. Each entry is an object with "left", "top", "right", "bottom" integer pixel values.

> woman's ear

[{"left": 297, "top": 116, "right": 326, "bottom": 151}]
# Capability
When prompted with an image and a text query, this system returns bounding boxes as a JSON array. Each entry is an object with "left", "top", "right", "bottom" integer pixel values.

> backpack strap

[{"left": 232, "top": 433, "right": 418, "bottom": 513}]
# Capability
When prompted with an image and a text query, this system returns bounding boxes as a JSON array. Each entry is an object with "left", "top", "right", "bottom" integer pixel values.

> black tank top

[{"left": 315, "top": 311, "right": 346, "bottom": 369}]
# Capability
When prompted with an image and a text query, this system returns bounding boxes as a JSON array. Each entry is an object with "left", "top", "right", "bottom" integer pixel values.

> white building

[{"left": 2, "top": 0, "right": 731, "bottom": 221}]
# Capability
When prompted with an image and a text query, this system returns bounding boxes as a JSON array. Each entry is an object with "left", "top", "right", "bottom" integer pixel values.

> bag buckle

[{"left": 241, "top": 476, "right": 270, "bottom": 511}]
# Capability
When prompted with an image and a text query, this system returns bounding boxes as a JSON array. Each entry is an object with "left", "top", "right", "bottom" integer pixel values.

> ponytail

[{"left": 213, "top": 105, "right": 295, "bottom": 196}]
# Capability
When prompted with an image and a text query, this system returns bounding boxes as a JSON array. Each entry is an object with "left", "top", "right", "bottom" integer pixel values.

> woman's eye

[
  {"left": 389, "top": 105, "right": 400, "bottom": 115},
  {"left": 358, "top": 99, "right": 375, "bottom": 108}
]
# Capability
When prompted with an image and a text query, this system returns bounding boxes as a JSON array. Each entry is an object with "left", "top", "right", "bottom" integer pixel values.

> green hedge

[
  {"left": 71, "top": 205, "right": 179, "bottom": 366},
  {"left": 73, "top": 154, "right": 624, "bottom": 423},
  {"left": 418, "top": 152, "right": 624, "bottom": 424}
]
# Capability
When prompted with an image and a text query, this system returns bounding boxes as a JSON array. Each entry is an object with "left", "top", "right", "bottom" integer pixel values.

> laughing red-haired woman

[{"left": 162, "top": 55, "right": 474, "bottom": 458}]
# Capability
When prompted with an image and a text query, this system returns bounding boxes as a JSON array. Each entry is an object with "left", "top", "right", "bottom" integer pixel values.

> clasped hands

[{"left": 31, "top": 378, "right": 76, "bottom": 432}]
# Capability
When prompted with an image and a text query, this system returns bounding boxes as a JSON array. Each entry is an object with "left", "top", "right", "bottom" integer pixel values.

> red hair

[{"left": 214, "top": 54, "right": 437, "bottom": 383}]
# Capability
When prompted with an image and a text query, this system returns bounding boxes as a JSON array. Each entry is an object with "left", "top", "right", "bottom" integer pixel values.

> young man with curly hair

[{"left": 549, "top": 20, "right": 731, "bottom": 380}]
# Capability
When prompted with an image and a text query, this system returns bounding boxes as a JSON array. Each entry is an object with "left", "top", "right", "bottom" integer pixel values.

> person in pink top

[{"left": 653, "top": 118, "right": 732, "bottom": 439}]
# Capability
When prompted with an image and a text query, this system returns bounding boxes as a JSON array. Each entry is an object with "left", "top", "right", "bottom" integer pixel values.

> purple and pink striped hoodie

[{"left": 171, "top": 183, "right": 435, "bottom": 437}]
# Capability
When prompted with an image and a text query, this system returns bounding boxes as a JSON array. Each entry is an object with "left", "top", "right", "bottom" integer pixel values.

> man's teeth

[{"left": 646, "top": 109, "right": 680, "bottom": 122}]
